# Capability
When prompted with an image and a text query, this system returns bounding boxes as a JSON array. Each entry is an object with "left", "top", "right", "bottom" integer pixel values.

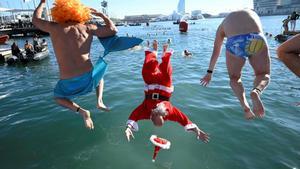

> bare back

[
  {"left": 49, "top": 23, "right": 94, "bottom": 79},
  {"left": 222, "top": 9, "right": 263, "bottom": 37}
]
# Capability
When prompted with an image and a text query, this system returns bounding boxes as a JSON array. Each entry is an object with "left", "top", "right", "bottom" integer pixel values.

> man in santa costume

[{"left": 125, "top": 40, "right": 209, "bottom": 143}]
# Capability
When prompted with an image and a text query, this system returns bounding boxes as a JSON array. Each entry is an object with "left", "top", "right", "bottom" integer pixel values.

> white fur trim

[
  {"left": 144, "top": 84, "right": 174, "bottom": 93},
  {"left": 184, "top": 123, "right": 198, "bottom": 132},
  {"left": 150, "top": 135, "right": 171, "bottom": 149},
  {"left": 126, "top": 120, "right": 139, "bottom": 132}
]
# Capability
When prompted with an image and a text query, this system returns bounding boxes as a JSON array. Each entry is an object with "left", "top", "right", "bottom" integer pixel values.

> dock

[{"left": 0, "top": 27, "right": 49, "bottom": 37}]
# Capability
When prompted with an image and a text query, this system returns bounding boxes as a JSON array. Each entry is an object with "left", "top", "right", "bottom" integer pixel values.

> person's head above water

[
  {"left": 150, "top": 103, "right": 168, "bottom": 127},
  {"left": 51, "top": 0, "right": 91, "bottom": 24}
]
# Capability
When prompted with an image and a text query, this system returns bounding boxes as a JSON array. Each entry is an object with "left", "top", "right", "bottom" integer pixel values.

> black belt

[{"left": 145, "top": 93, "right": 170, "bottom": 101}]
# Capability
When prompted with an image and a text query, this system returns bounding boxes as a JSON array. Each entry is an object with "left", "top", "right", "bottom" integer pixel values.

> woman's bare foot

[
  {"left": 244, "top": 107, "right": 255, "bottom": 120},
  {"left": 250, "top": 90, "right": 265, "bottom": 118},
  {"left": 97, "top": 100, "right": 110, "bottom": 112},
  {"left": 79, "top": 109, "right": 94, "bottom": 130}
]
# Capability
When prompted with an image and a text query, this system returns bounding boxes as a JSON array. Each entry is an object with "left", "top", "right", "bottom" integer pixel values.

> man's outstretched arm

[
  {"left": 32, "top": 0, "right": 56, "bottom": 33},
  {"left": 200, "top": 24, "right": 225, "bottom": 86},
  {"left": 90, "top": 8, "right": 118, "bottom": 37},
  {"left": 170, "top": 106, "right": 210, "bottom": 143}
]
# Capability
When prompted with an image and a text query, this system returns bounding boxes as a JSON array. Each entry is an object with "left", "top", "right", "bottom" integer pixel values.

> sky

[{"left": 1, "top": 0, "right": 253, "bottom": 18}]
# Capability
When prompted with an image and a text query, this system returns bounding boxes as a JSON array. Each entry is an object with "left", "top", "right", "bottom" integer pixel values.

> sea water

[{"left": 0, "top": 15, "right": 299, "bottom": 169}]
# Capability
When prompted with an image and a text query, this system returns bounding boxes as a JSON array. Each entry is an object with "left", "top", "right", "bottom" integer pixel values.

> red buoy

[{"left": 179, "top": 21, "right": 188, "bottom": 33}]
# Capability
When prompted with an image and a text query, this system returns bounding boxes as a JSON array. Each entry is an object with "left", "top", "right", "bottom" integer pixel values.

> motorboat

[
  {"left": 6, "top": 47, "right": 49, "bottom": 65},
  {"left": 33, "top": 48, "right": 49, "bottom": 61},
  {"left": 128, "top": 23, "right": 141, "bottom": 26},
  {"left": 0, "top": 35, "right": 9, "bottom": 44}
]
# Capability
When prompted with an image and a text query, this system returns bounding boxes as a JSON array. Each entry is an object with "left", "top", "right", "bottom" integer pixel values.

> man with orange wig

[{"left": 32, "top": 0, "right": 118, "bottom": 129}]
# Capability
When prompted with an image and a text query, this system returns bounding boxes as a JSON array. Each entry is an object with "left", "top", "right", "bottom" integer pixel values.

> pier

[{"left": 0, "top": 25, "right": 49, "bottom": 37}]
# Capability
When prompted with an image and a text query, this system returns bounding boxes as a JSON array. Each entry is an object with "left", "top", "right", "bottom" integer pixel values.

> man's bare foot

[
  {"left": 250, "top": 90, "right": 265, "bottom": 118},
  {"left": 80, "top": 110, "right": 94, "bottom": 130},
  {"left": 152, "top": 40, "right": 158, "bottom": 51},
  {"left": 244, "top": 107, "right": 255, "bottom": 120},
  {"left": 97, "top": 101, "right": 110, "bottom": 112}
]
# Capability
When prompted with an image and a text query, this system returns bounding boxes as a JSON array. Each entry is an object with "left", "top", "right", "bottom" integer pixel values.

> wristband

[{"left": 207, "top": 70, "right": 213, "bottom": 74}]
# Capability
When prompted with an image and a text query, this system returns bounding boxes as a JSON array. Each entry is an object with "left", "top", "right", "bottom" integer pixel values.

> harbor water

[{"left": 0, "top": 15, "right": 299, "bottom": 169}]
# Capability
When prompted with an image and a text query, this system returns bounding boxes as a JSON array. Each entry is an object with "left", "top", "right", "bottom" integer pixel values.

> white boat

[{"left": 33, "top": 48, "right": 49, "bottom": 61}]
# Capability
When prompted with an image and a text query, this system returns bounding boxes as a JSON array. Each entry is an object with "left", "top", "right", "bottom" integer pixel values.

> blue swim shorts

[
  {"left": 54, "top": 70, "right": 93, "bottom": 99},
  {"left": 225, "top": 33, "right": 266, "bottom": 60}
]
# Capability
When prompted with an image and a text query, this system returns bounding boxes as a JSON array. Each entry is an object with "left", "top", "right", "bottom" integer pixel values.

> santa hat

[{"left": 150, "top": 135, "right": 171, "bottom": 162}]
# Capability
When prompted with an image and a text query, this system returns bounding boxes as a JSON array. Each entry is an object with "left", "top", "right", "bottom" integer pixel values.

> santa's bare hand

[
  {"left": 197, "top": 130, "right": 210, "bottom": 143},
  {"left": 125, "top": 127, "right": 134, "bottom": 142}
]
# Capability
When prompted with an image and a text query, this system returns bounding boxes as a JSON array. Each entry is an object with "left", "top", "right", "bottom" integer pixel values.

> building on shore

[
  {"left": 123, "top": 14, "right": 162, "bottom": 23},
  {"left": 254, "top": 0, "right": 300, "bottom": 15}
]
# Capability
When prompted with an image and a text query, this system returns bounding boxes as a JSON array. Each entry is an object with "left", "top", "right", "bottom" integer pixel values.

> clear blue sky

[{"left": 1, "top": 0, "right": 253, "bottom": 18}]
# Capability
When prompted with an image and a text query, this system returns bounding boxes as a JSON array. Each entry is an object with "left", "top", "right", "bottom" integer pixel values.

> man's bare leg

[
  {"left": 96, "top": 78, "right": 110, "bottom": 111},
  {"left": 55, "top": 98, "right": 94, "bottom": 129},
  {"left": 277, "top": 34, "right": 300, "bottom": 77},
  {"left": 226, "top": 51, "right": 255, "bottom": 120},
  {"left": 249, "top": 46, "right": 271, "bottom": 118}
]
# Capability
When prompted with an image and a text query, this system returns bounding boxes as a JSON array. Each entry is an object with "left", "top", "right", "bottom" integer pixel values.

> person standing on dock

[
  {"left": 290, "top": 11, "right": 299, "bottom": 31},
  {"left": 200, "top": 9, "right": 270, "bottom": 120},
  {"left": 32, "top": 0, "right": 118, "bottom": 129},
  {"left": 282, "top": 16, "right": 290, "bottom": 33}
]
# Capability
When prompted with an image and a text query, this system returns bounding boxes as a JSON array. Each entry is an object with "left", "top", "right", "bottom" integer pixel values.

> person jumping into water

[
  {"left": 277, "top": 34, "right": 300, "bottom": 106},
  {"left": 33, "top": 0, "right": 118, "bottom": 129},
  {"left": 277, "top": 34, "right": 300, "bottom": 78},
  {"left": 125, "top": 40, "right": 209, "bottom": 143},
  {"left": 200, "top": 9, "right": 271, "bottom": 120}
]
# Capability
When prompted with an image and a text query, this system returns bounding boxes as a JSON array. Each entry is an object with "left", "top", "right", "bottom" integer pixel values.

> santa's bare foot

[
  {"left": 250, "top": 89, "right": 265, "bottom": 118},
  {"left": 163, "top": 43, "right": 169, "bottom": 53},
  {"left": 244, "top": 107, "right": 255, "bottom": 120},
  {"left": 152, "top": 40, "right": 158, "bottom": 51},
  {"left": 97, "top": 101, "right": 110, "bottom": 112},
  {"left": 80, "top": 110, "right": 94, "bottom": 130}
]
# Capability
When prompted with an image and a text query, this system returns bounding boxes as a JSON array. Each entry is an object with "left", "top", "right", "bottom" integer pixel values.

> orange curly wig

[{"left": 51, "top": 0, "right": 91, "bottom": 24}]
